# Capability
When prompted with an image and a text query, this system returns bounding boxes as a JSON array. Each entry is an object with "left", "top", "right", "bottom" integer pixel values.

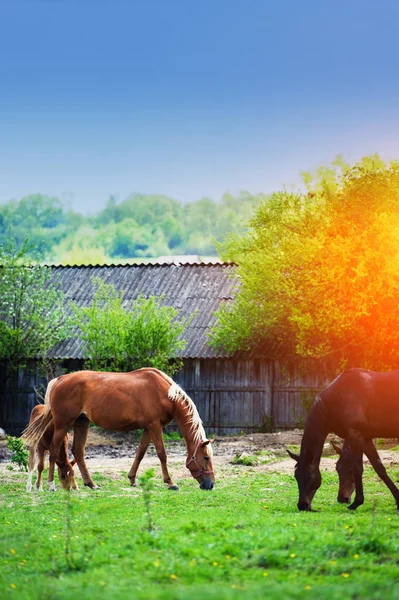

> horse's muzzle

[
  {"left": 337, "top": 495, "right": 350, "bottom": 504},
  {"left": 200, "top": 478, "right": 214, "bottom": 490},
  {"left": 297, "top": 501, "right": 311, "bottom": 511}
]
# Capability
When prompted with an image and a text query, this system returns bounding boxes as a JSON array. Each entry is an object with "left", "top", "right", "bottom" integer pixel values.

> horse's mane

[
  {"left": 168, "top": 381, "right": 208, "bottom": 446},
  {"left": 296, "top": 396, "right": 328, "bottom": 465},
  {"left": 143, "top": 368, "right": 209, "bottom": 448}
]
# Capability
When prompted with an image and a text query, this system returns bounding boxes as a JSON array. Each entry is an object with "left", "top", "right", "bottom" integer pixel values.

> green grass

[{"left": 1, "top": 464, "right": 399, "bottom": 599}]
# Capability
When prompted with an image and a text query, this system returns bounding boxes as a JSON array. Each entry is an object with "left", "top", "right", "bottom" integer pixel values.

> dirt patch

[{"left": 2, "top": 429, "right": 399, "bottom": 482}]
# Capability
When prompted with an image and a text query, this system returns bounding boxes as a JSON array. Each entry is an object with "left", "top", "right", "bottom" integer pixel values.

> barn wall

[
  {"left": 0, "top": 359, "right": 79, "bottom": 435},
  {"left": 175, "top": 358, "right": 273, "bottom": 435},
  {"left": 271, "top": 360, "right": 336, "bottom": 429},
  {"left": 0, "top": 358, "right": 336, "bottom": 435},
  {"left": 175, "top": 358, "right": 335, "bottom": 434}
]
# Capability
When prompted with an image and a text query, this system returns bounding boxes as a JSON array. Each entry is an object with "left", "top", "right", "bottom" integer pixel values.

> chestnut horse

[
  {"left": 288, "top": 368, "right": 399, "bottom": 511},
  {"left": 25, "top": 404, "right": 78, "bottom": 492},
  {"left": 22, "top": 368, "right": 215, "bottom": 491}
]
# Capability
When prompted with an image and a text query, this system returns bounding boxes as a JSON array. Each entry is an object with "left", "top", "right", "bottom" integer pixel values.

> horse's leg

[
  {"left": 48, "top": 427, "right": 69, "bottom": 491},
  {"left": 346, "top": 433, "right": 364, "bottom": 510},
  {"left": 26, "top": 445, "right": 37, "bottom": 492},
  {"left": 35, "top": 446, "right": 46, "bottom": 491},
  {"left": 363, "top": 439, "right": 399, "bottom": 510},
  {"left": 128, "top": 429, "right": 151, "bottom": 486},
  {"left": 148, "top": 424, "right": 179, "bottom": 490},
  {"left": 72, "top": 415, "right": 98, "bottom": 489}
]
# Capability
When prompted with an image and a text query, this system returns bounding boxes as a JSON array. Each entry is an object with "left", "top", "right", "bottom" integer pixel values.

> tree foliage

[
  {"left": 210, "top": 156, "right": 399, "bottom": 370},
  {"left": 0, "top": 191, "right": 265, "bottom": 263},
  {"left": 0, "top": 237, "right": 71, "bottom": 368},
  {"left": 72, "top": 279, "right": 191, "bottom": 375}
]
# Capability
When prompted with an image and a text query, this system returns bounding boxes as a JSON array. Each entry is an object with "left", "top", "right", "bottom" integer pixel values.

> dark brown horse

[
  {"left": 330, "top": 439, "right": 356, "bottom": 504},
  {"left": 288, "top": 368, "right": 399, "bottom": 511},
  {"left": 22, "top": 368, "right": 215, "bottom": 491},
  {"left": 330, "top": 439, "right": 386, "bottom": 505},
  {"left": 25, "top": 404, "right": 78, "bottom": 492}
]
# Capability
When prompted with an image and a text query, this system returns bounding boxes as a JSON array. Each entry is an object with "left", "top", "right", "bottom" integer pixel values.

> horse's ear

[
  {"left": 287, "top": 448, "right": 300, "bottom": 462},
  {"left": 201, "top": 439, "right": 213, "bottom": 447},
  {"left": 330, "top": 440, "right": 342, "bottom": 455}
]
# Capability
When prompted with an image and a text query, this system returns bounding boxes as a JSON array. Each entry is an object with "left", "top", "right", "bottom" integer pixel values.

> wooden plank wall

[
  {"left": 0, "top": 358, "right": 337, "bottom": 435},
  {"left": 177, "top": 358, "right": 335, "bottom": 434},
  {"left": 177, "top": 358, "right": 273, "bottom": 435},
  {"left": 271, "top": 360, "right": 335, "bottom": 429}
]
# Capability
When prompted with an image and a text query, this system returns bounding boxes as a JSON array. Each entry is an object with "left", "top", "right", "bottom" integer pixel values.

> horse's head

[
  {"left": 287, "top": 448, "right": 321, "bottom": 511},
  {"left": 57, "top": 459, "right": 78, "bottom": 491},
  {"left": 186, "top": 440, "right": 215, "bottom": 490},
  {"left": 331, "top": 440, "right": 355, "bottom": 504}
]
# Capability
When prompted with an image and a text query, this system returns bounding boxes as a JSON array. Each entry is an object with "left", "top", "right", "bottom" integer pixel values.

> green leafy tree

[
  {"left": 210, "top": 156, "right": 399, "bottom": 370},
  {"left": 0, "top": 236, "right": 71, "bottom": 368},
  {"left": 96, "top": 219, "right": 170, "bottom": 258},
  {"left": 72, "top": 279, "right": 191, "bottom": 375},
  {"left": 0, "top": 191, "right": 266, "bottom": 262}
]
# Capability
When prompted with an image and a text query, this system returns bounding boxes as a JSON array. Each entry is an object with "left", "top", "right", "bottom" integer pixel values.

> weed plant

[{"left": 6, "top": 436, "right": 29, "bottom": 471}]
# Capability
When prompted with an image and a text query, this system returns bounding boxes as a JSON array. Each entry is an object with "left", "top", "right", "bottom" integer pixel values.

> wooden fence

[{"left": 0, "top": 358, "right": 337, "bottom": 435}]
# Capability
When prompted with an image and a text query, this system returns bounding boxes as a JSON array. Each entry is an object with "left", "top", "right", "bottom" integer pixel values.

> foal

[{"left": 26, "top": 404, "right": 78, "bottom": 492}]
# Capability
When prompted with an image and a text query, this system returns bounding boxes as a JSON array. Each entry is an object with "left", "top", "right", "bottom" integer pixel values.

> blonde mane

[
  {"left": 140, "top": 368, "right": 209, "bottom": 449},
  {"left": 167, "top": 381, "right": 209, "bottom": 447}
]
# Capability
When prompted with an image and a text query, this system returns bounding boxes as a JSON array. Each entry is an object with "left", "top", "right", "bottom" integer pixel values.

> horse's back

[
  {"left": 320, "top": 368, "right": 399, "bottom": 437},
  {"left": 51, "top": 369, "right": 174, "bottom": 431}
]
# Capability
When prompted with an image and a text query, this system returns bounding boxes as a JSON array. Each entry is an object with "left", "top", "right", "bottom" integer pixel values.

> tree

[
  {"left": 210, "top": 156, "right": 399, "bottom": 370},
  {"left": 72, "top": 279, "right": 192, "bottom": 375},
  {"left": 0, "top": 236, "right": 71, "bottom": 368}
]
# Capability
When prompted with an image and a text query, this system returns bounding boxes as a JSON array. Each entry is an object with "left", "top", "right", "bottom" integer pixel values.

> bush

[{"left": 73, "top": 278, "right": 192, "bottom": 375}]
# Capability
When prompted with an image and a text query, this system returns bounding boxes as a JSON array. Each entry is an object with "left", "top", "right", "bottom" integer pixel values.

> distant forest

[{"left": 0, "top": 192, "right": 267, "bottom": 264}]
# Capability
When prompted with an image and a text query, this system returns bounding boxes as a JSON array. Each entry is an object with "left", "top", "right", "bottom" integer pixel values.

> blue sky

[{"left": 1, "top": 0, "right": 399, "bottom": 213}]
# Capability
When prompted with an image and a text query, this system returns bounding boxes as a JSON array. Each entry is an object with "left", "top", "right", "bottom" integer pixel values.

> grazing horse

[
  {"left": 330, "top": 439, "right": 356, "bottom": 504},
  {"left": 287, "top": 368, "right": 399, "bottom": 511},
  {"left": 22, "top": 368, "right": 215, "bottom": 492},
  {"left": 25, "top": 404, "right": 78, "bottom": 492},
  {"left": 331, "top": 439, "right": 387, "bottom": 505}
]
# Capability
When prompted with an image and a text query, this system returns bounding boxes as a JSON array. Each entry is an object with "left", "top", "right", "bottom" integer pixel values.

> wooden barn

[{"left": 0, "top": 262, "right": 335, "bottom": 435}]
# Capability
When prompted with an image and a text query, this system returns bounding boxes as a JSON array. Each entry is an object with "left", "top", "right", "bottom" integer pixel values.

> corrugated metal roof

[{"left": 48, "top": 263, "right": 238, "bottom": 360}]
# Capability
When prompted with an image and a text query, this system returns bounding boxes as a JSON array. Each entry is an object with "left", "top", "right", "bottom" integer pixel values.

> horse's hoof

[
  {"left": 347, "top": 504, "right": 358, "bottom": 510},
  {"left": 84, "top": 482, "right": 100, "bottom": 489},
  {"left": 168, "top": 484, "right": 179, "bottom": 491}
]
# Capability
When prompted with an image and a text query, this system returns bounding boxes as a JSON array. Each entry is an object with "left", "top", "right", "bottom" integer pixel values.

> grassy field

[{"left": 1, "top": 460, "right": 399, "bottom": 600}]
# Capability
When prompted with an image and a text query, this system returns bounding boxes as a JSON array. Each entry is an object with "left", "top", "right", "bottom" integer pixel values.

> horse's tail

[
  {"left": 44, "top": 377, "right": 59, "bottom": 406},
  {"left": 21, "top": 405, "right": 53, "bottom": 447},
  {"left": 22, "top": 378, "right": 58, "bottom": 446}
]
